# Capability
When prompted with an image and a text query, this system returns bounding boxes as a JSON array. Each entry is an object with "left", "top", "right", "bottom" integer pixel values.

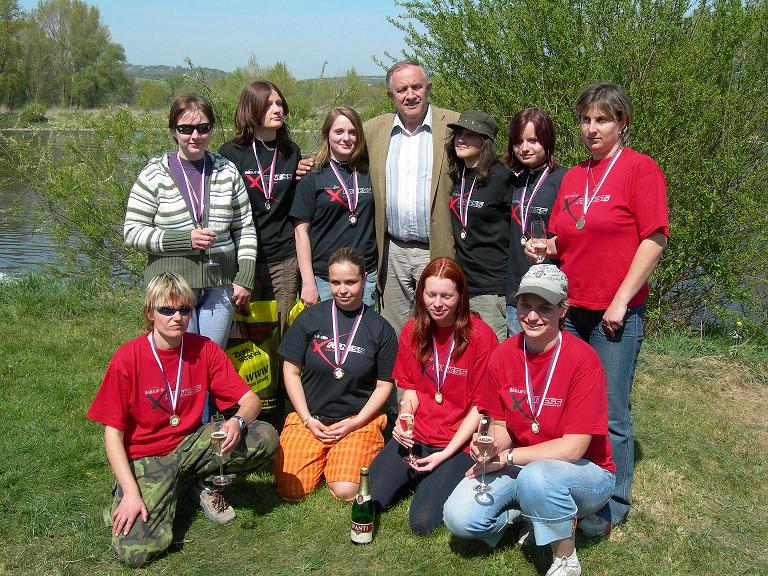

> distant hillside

[{"left": 124, "top": 63, "right": 228, "bottom": 81}]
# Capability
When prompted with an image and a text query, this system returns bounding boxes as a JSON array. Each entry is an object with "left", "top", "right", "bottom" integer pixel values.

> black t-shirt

[
  {"left": 218, "top": 139, "right": 301, "bottom": 263},
  {"left": 449, "top": 162, "right": 514, "bottom": 297},
  {"left": 279, "top": 299, "right": 398, "bottom": 424},
  {"left": 290, "top": 162, "right": 377, "bottom": 279},
  {"left": 506, "top": 164, "right": 566, "bottom": 304}
]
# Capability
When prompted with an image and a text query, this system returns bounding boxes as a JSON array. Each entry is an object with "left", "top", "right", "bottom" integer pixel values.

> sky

[{"left": 18, "top": 0, "right": 412, "bottom": 79}]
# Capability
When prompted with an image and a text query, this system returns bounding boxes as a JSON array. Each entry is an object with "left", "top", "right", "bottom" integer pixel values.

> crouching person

[{"left": 87, "top": 272, "right": 279, "bottom": 567}]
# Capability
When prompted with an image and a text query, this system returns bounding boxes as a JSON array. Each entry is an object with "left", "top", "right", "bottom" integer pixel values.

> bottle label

[
  {"left": 351, "top": 522, "right": 373, "bottom": 544},
  {"left": 355, "top": 494, "right": 372, "bottom": 505}
]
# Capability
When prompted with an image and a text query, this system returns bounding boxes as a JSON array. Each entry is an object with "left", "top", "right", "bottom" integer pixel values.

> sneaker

[
  {"left": 577, "top": 513, "right": 612, "bottom": 538},
  {"left": 193, "top": 481, "right": 236, "bottom": 524},
  {"left": 545, "top": 556, "right": 581, "bottom": 576}
]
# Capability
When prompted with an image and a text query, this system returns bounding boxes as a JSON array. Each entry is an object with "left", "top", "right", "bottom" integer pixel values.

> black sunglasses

[
  {"left": 175, "top": 123, "right": 213, "bottom": 135},
  {"left": 156, "top": 305, "right": 193, "bottom": 316}
]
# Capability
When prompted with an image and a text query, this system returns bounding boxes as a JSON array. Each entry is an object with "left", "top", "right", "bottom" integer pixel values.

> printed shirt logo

[
  {"left": 449, "top": 193, "right": 485, "bottom": 222},
  {"left": 310, "top": 332, "right": 366, "bottom": 360},
  {"left": 561, "top": 192, "right": 612, "bottom": 223},
  {"left": 511, "top": 201, "right": 549, "bottom": 226}
]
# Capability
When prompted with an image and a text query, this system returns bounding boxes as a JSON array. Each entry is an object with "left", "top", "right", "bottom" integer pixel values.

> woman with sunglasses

[
  {"left": 525, "top": 83, "right": 668, "bottom": 533},
  {"left": 124, "top": 93, "right": 258, "bottom": 352},
  {"left": 274, "top": 247, "right": 397, "bottom": 502},
  {"left": 368, "top": 257, "right": 498, "bottom": 535},
  {"left": 443, "top": 265, "right": 614, "bottom": 576},
  {"left": 290, "top": 106, "right": 377, "bottom": 307},
  {"left": 503, "top": 108, "right": 566, "bottom": 336},
  {"left": 219, "top": 81, "right": 301, "bottom": 336},
  {"left": 87, "top": 272, "right": 278, "bottom": 567},
  {"left": 445, "top": 109, "right": 514, "bottom": 341}
]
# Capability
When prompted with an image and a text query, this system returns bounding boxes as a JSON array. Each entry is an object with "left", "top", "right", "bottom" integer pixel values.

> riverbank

[{"left": 0, "top": 274, "right": 765, "bottom": 575}]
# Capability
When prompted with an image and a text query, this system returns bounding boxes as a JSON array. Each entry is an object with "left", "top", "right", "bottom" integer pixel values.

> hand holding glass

[{"left": 530, "top": 221, "right": 548, "bottom": 263}]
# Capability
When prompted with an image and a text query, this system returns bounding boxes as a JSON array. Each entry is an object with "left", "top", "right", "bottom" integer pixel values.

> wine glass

[
  {"left": 473, "top": 415, "right": 494, "bottom": 503},
  {"left": 529, "top": 220, "right": 548, "bottom": 264},
  {"left": 210, "top": 414, "right": 232, "bottom": 486},
  {"left": 202, "top": 228, "right": 219, "bottom": 268},
  {"left": 398, "top": 398, "right": 417, "bottom": 465}
]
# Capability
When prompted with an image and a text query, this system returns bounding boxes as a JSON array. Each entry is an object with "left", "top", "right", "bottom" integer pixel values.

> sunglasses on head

[
  {"left": 175, "top": 123, "right": 213, "bottom": 135},
  {"left": 156, "top": 305, "right": 193, "bottom": 316}
]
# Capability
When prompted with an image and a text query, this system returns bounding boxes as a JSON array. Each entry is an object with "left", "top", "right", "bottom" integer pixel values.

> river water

[{"left": 0, "top": 182, "right": 62, "bottom": 277}]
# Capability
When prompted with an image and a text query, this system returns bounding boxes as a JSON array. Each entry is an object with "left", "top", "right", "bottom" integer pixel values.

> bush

[{"left": 18, "top": 101, "right": 47, "bottom": 124}]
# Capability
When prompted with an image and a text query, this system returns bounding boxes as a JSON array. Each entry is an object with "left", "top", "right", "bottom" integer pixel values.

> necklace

[{"left": 257, "top": 138, "right": 275, "bottom": 151}]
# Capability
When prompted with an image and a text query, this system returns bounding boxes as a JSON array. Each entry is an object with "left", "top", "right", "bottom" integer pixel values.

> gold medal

[
  {"left": 460, "top": 229, "right": 467, "bottom": 240},
  {"left": 531, "top": 420, "right": 540, "bottom": 433},
  {"left": 169, "top": 414, "right": 181, "bottom": 427},
  {"left": 435, "top": 391, "right": 443, "bottom": 404}
]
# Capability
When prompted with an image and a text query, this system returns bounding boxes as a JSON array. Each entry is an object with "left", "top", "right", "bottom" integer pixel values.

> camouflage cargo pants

[{"left": 107, "top": 420, "right": 278, "bottom": 567}]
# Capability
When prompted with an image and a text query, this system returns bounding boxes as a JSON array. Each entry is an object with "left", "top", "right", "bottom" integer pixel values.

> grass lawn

[{"left": 0, "top": 275, "right": 765, "bottom": 575}]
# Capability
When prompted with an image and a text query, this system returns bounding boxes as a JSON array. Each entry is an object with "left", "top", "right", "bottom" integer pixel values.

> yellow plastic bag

[{"left": 288, "top": 299, "right": 305, "bottom": 326}]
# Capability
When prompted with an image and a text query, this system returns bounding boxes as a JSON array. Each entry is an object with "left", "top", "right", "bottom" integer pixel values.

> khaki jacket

[{"left": 363, "top": 106, "right": 460, "bottom": 277}]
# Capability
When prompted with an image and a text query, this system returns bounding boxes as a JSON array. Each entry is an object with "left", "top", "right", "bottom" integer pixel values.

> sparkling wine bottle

[{"left": 350, "top": 466, "right": 374, "bottom": 544}]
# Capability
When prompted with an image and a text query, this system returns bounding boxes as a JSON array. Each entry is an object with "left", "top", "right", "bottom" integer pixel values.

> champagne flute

[
  {"left": 202, "top": 228, "right": 219, "bottom": 268},
  {"left": 398, "top": 398, "right": 417, "bottom": 465},
  {"left": 210, "top": 414, "right": 231, "bottom": 486},
  {"left": 473, "top": 415, "right": 494, "bottom": 503},
  {"left": 530, "top": 220, "right": 548, "bottom": 264}
]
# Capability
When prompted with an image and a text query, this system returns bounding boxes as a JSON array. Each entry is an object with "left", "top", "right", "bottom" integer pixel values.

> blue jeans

[
  {"left": 314, "top": 270, "right": 378, "bottom": 308},
  {"left": 188, "top": 284, "right": 235, "bottom": 423},
  {"left": 188, "top": 284, "right": 235, "bottom": 349},
  {"left": 506, "top": 305, "right": 523, "bottom": 337},
  {"left": 564, "top": 305, "right": 644, "bottom": 525},
  {"left": 443, "top": 460, "right": 614, "bottom": 547}
]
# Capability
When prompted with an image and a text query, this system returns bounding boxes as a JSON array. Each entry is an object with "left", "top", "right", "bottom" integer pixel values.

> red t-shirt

[
  {"left": 480, "top": 331, "right": 614, "bottom": 471},
  {"left": 549, "top": 147, "right": 669, "bottom": 309},
  {"left": 394, "top": 316, "right": 498, "bottom": 449},
  {"left": 87, "top": 332, "right": 250, "bottom": 459}
]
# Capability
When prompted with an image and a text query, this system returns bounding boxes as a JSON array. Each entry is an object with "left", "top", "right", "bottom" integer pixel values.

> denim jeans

[
  {"left": 188, "top": 284, "right": 234, "bottom": 423},
  {"left": 443, "top": 459, "right": 614, "bottom": 547},
  {"left": 187, "top": 284, "right": 235, "bottom": 349},
  {"left": 564, "top": 304, "right": 645, "bottom": 525},
  {"left": 506, "top": 305, "right": 523, "bottom": 337},
  {"left": 314, "top": 270, "right": 378, "bottom": 308}
]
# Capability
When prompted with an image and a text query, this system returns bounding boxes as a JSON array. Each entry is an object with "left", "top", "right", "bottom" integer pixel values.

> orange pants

[{"left": 274, "top": 412, "right": 387, "bottom": 501}]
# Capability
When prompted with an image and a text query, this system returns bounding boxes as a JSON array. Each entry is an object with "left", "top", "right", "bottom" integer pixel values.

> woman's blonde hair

[{"left": 142, "top": 272, "right": 196, "bottom": 330}]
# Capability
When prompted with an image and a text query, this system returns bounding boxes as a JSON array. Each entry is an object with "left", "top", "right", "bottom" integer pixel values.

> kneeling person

[{"left": 87, "top": 272, "right": 279, "bottom": 568}]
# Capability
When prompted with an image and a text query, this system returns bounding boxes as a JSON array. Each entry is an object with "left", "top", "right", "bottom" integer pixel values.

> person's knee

[
  {"left": 409, "top": 509, "right": 441, "bottom": 536},
  {"left": 328, "top": 481, "right": 358, "bottom": 501},
  {"left": 114, "top": 532, "right": 171, "bottom": 568}
]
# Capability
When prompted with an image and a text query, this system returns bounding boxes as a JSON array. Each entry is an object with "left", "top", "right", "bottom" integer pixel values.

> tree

[
  {"left": 0, "top": 0, "right": 24, "bottom": 109},
  {"left": 18, "top": 0, "right": 132, "bottom": 107},
  {"left": 389, "top": 0, "right": 768, "bottom": 329}
]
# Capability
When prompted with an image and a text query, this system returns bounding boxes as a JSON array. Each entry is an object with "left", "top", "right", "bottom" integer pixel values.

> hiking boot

[
  {"left": 193, "top": 481, "right": 235, "bottom": 524},
  {"left": 545, "top": 556, "right": 581, "bottom": 576}
]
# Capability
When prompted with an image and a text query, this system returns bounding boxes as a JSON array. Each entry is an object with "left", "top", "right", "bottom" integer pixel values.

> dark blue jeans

[{"left": 565, "top": 305, "right": 645, "bottom": 525}]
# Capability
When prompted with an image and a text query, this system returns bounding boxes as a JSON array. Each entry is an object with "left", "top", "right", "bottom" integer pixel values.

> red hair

[
  {"left": 502, "top": 107, "right": 557, "bottom": 172},
  {"left": 412, "top": 257, "right": 473, "bottom": 364}
]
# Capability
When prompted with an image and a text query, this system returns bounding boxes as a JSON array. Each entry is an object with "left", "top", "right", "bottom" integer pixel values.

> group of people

[{"left": 87, "top": 60, "right": 668, "bottom": 576}]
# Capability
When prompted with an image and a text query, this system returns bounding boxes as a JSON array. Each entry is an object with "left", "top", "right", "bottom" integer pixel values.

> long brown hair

[
  {"left": 446, "top": 132, "right": 499, "bottom": 187},
  {"left": 412, "top": 258, "right": 473, "bottom": 364},
  {"left": 232, "top": 81, "right": 293, "bottom": 153}
]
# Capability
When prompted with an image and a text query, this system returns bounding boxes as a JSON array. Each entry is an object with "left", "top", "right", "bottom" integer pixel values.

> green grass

[{"left": 1, "top": 274, "right": 765, "bottom": 575}]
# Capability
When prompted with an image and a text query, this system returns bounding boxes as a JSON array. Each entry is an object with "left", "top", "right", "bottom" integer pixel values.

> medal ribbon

[
  {"left": 177, "top": 154, "right": 207, "bottom": 225},
  {"left": 329, "top": 160, "right": 359, "bottom": 215},
  {"left": 519, "top": 166, "right": 550, "bottom": 236},
  {"left": 251, "top": 141, "right": 278, "bottom": 204},
  {"left": 148, "top": 333, "right": 184, "bottom": 416},
  {"left": 582, "top": 148, "right": 623, "bottom": 218},
  {"left": 431, "top": 334, "right": 456, "bottom": 398},
  {"left": 458, "top": 167, "right": 477, "bottom": 231},
  {"left": 331, "top": 301, "right": 365, "bottom": 370},
  {"left": 522, "top": 331, "right": 562, "bottom": 424}
]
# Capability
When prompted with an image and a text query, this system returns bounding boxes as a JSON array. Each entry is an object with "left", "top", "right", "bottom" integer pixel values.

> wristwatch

[
  {"left": 232, "top": 415, "right": 246, "bottom": 431},
  {"left": 506, "top": 449, "right": 514, "bottom": 466}
]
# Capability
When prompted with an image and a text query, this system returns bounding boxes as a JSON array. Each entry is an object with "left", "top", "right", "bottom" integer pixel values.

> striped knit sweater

[{"left": 124, "top": 151, "right": 257, "bottom": 289}]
